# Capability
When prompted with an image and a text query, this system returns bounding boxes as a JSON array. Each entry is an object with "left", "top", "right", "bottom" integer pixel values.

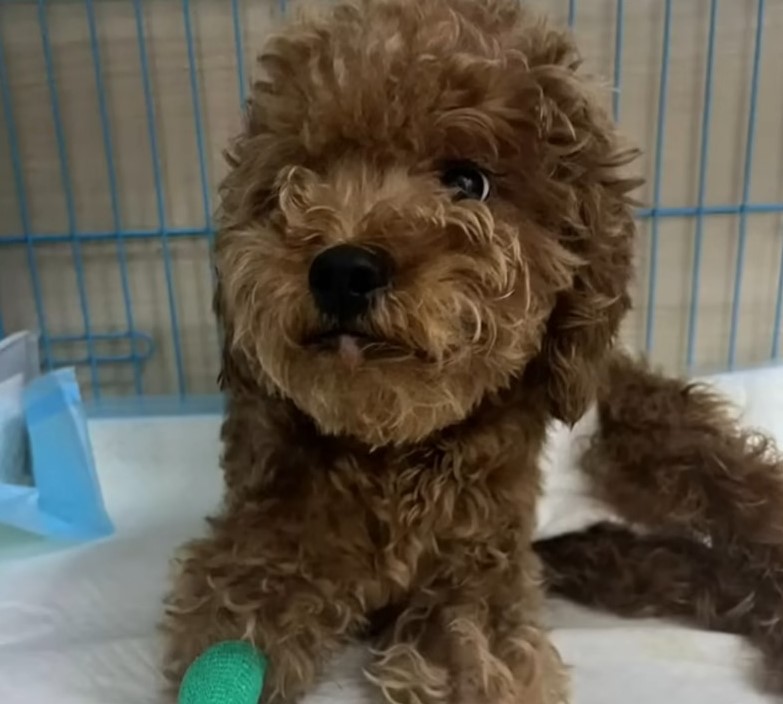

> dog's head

[{"left": 216, "top": 0, "right": 639, "bottom": 446}]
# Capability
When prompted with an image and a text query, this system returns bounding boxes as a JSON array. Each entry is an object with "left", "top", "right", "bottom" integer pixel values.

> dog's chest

[{"left": 306, "top": 444, "right": 539, "bottom": 587}]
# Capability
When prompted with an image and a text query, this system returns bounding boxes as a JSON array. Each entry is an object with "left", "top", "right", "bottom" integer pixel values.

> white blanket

[{"left": 1, "top": 366, "right": 782, "bottom": 703}]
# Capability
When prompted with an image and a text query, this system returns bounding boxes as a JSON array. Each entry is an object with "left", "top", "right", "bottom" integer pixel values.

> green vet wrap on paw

[{"left": 178, "top": 641, "right": 268, "bottom": 704}]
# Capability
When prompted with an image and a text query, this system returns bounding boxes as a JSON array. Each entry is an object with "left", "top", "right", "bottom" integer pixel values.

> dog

[{"left": 162, "top": 1, "right": 783, "bottom": 701}]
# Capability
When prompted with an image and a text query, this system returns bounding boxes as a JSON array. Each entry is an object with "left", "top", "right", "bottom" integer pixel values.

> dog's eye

[{"left": 441, "top": 162, "right": 491, "bottom": 202}]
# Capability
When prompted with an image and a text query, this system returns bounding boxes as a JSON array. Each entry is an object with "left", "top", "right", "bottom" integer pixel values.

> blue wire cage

[{"left": 0, "top": 0, "right": 782, "bottom": 413}]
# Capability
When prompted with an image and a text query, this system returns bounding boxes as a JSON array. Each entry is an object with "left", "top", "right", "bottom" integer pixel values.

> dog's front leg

[
  {"left": 161, "top": 515, "right": 367, "bottom": 703},
  {"left": 367, "top": 560, "right": 568, "bottom": 704}
]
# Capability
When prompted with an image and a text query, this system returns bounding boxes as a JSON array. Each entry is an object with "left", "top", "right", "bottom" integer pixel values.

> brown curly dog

[{"left": 161, "top": 1, "right": 783, "bottom": 701}]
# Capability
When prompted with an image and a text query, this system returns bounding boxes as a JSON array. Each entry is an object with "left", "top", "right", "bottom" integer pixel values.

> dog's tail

[{"left": 535, "top": 523, "right": 783, "bottom": 692}]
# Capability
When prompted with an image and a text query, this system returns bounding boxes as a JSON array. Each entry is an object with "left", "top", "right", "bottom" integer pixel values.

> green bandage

[{"left": 178, "top": 641, "right": 267, "bottom": 704}]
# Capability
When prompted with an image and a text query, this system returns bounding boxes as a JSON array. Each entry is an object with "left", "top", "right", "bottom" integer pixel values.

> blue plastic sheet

[{"left": 0, "top": 332, "right": 113, "bottom": 541}]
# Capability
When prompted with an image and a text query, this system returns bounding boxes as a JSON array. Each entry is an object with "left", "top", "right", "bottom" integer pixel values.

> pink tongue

[{"left": 338, "top": 335, "right": 363, "bottom": 368}]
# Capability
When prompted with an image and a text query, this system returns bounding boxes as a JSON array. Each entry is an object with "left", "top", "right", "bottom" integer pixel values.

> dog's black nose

[{"left": 308, "top": 244, "right": 392, "bottom": 320}]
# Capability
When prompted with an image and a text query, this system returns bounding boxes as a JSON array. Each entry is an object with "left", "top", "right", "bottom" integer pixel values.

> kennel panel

[{"left": 0, "top": 0, "right": 781, "bottom": 408}]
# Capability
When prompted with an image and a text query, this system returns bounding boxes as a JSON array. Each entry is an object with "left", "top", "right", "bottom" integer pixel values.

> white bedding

[{"left": 1, "top": 366, "right": 782, "bottom": 704}]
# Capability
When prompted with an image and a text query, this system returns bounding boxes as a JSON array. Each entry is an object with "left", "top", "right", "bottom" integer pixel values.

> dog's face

[{"left": 216, "top": 0, "right": 639, "bottom": 446}]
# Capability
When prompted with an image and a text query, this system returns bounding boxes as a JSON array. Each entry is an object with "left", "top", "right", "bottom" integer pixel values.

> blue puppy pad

[
  {"left": 23, "top": 368, "right": 114, "bottom": 540},
  {"left": 0, "top": 331, "right": 113, "bottom": 542},
  {"left": 0, "top": 374, "right": 29, "bottom": 488}
]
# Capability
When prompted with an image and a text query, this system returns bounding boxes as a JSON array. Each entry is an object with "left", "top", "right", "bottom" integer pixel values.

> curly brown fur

[
  {"left": 163, "top": 1, "right": 636, "bottom": 701},
  {"left": 161, "top": 0, "right": 783, "bottom": 701},
  {"left": 537, "top": 353, "right": 783, "bottom": 692},
  {"left": 164, "top": 385, "right": 569, "bottom": 703},
  {"left": 212, "top": 0, "right": 637, "bottom": 445}
]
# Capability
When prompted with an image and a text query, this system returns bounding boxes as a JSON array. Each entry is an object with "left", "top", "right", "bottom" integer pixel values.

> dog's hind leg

[{"left": 536, "top": 353, "right": 783, "bottom": 691}]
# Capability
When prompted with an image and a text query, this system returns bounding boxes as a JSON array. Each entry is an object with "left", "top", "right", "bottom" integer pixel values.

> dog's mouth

[{"left": 302, "top": 327, "right": 421, "bottom": 367}]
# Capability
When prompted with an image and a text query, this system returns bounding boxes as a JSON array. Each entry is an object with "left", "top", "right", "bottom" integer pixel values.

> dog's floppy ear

[
  {"left": 214, "top": 279, "right": 236, "bottom": 393},
  {"left": 519, "top": 23, "right": 640, "bottom": 425},
  {"left": 214, "top": 278, "right": 257, "bottom": 396},
  {"left": 212, "top": 112, "right": 287, "bottom": 397},
  {"left": 539, "top": 205, "right": 635, "bottom": 425}
]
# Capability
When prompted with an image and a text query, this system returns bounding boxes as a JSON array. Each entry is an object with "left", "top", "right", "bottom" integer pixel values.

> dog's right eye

[{"left": 440, "top": 162, "right": 491, "bottom": 202}]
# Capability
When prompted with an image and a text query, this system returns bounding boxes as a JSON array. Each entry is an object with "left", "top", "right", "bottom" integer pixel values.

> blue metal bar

[
  {"left": 87, "top": 393, "right": 225, "bottom": 420},
  {"left": 3, "top": 202, "right": 783, "bottom": 248},
  {"left": 0, "top": 226, "right": 214, "bottom": 245},
  {"left": 612, "top": 0, "right": 624, "bottom": 122},
  {"left": 728, "top": 0, "right": 765, "bottom": 369},
  {"left": 52, "top": 353, "right": 141, "bottom": 366},
  {"left": 181, "top": 0, "right": 220, "bottom": 367},
  {"left": 132, "top": 0, "right": 187, "bottom": 396},
  {"left": 49, "top": 329, "right": 154, "bottom": 367},
  {"left": 182, "top": 0, "right": 212, "bottom": 233},
  {"left": 685, "top": 0, "right": 718, "bottom": 370},
  {"left": 52, "top": 330, "right": 153, "bottom": 347},
  {"left": 0, "top": 13, "right": 53, "bottom": 370},
  {"left": 644, "top": 0, "right": 672, "bottom": 355},
  {"left": 567, "top": 0, "right": 576, "bottom": 28},
  {"left": 231, "top": 0, "right": 247, "bottom": 106},
  {"left": 84, "top": 0, "right": 143, "bottom": 395},
  {"left": 182, "top": 0, "right": 217, "bottom": 309},
  {"left": 773, "top": 232, "right": 783, "bottom": 359},
  {"left": 637, "top": 203, "right": 783, "bottom": 218},
  {"left": 37, "top": 0, "right": 101, "bottom": 395},
  {"left": 5, "top": 203, "right": 783, "bottom": 248}
]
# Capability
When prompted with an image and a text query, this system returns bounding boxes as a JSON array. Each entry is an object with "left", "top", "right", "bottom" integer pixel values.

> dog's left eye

[{"left": 440, "top": 162, "right": 491, "bottom": 202}]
